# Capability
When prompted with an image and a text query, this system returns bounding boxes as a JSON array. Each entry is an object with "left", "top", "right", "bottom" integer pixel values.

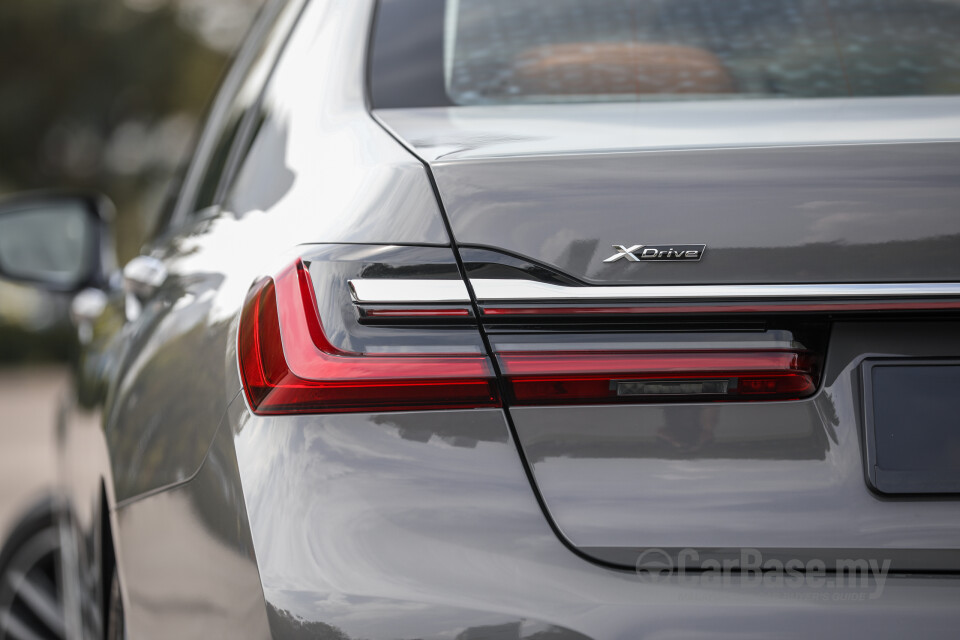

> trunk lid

[
  {"left": 377, "top": 98, "right": 960, "bottom": 286},
  {"left": 375, "top": 99, "right": 960, "bottom": 572}
]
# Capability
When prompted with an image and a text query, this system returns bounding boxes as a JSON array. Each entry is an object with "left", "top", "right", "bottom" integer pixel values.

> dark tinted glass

[
  {"left": 371, "top": 0, "right": 960, "bottom": 108},
  {"left": 370, "top": 0, "right": 453, "bottom": 108},
  {"left": 178, "top": 0, "right": 299, "bottom": 219}
]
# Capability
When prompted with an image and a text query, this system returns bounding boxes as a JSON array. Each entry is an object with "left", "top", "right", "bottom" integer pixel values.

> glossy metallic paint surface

[
  {"left": 115, "top": 394, "right": 271, "bottom": 639},
  {"left": 102, "top": 0, "right": 462, "bottom": 632},
  {"left": 104, "top": 0, "right": 451, "bottom": 503},
  {"left": 230, "top": 400, "right": 960, "bottom": 639},
  {"left": 377, "top": 104, "right": 960, "bottom": 286},
  {"left": 221, "top": 0, "right": 448, "bottom": 245},
  {"left": 103, "top": 250, "right": 235, "bottom": 503},
  {"left": 507, "top": 321, "right": 960, "bottom": 569},
  {"left": 376, "top": 98, "right": 960, "bottom": 161},
  {"left": 47, "top": 0, "right": 960, "bottom": 636}
]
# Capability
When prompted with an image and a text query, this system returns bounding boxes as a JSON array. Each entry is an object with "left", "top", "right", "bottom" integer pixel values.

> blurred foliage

[
  {"left": 0, "top": 0, "right": 263, "bottom": 362},
  {"left": 0, "top": 323, "right": 78, "bottom": 364}
]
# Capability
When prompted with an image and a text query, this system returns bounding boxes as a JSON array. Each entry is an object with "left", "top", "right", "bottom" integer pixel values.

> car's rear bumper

[{"left": 112, "top": 395, "right": 960, "bottom": 639}]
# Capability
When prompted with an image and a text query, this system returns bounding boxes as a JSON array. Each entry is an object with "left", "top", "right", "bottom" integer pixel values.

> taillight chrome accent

[
  {"left": 498, "top": 350, "right": 819, "bottom": 405},
  {"left": 239, "top": 260, "right": 500, "bottom": 414},
  {"left": 363, "top": 308, "right": 472, "bottom": 318},
  {"left": 357, "top": 306, "right": 475, "bottom": 323},
  {"left": 348, "top": 278, "right": 470, "bottom": 303},
  {"left": 349, "top": 277, "right": 960, "bottom": 303},
  {"left": 349, "top": 277, "right": 960, "bottom": 316},
  {"left": 469, "top": 280, "right": 960, "bottom": 301},
  {"left": 481, "top": 300, "right": 960, "bottom": 316}
]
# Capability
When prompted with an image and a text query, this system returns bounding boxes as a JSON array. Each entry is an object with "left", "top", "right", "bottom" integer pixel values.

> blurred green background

[{"left": 0, "top": 0, "right": 264, "bottom": 363}]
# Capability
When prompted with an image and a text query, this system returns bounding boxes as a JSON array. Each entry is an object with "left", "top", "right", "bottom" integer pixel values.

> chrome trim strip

[
  {"left": 349, "top": 278, "right": 960, "bottom": 303},
  {"left": 349, "top": 279, "right": 470, "bottom": 303},
  {"left": 471, "top": 279, "right": 960, "bottom": 301}
]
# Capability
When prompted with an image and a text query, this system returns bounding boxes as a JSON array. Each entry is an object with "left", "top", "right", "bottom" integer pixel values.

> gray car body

[{"left": 42, "top": 0, "right": 960, "bottom": 638}]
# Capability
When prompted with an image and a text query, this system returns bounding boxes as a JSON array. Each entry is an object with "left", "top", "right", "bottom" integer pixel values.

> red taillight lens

[
  {"left": 238, "top": 260, "right": 500, "bottom": 414},
  {"left": 498, "top": 350, "right": 818, "bottom": 405}
]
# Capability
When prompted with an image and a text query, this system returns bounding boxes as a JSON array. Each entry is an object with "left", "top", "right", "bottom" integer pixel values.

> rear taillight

[
  {"left": 242, "top": 248, "right": 833, "bottom": 415},
  {"left": 497, "top": 349, "right": 819, "bottom": 405},
  {"left": 238, "top": 260, "right": 500, "bottom": 414}
]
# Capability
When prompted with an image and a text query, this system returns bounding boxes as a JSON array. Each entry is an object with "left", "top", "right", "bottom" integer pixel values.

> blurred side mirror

[{"left": 0, "top": 192, "right": 114, "bottom": 292}]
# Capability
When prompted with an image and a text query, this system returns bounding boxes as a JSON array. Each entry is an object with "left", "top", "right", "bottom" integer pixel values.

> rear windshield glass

[{"left": 370, "top": 0, "right": 960, "bottom": 108}]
